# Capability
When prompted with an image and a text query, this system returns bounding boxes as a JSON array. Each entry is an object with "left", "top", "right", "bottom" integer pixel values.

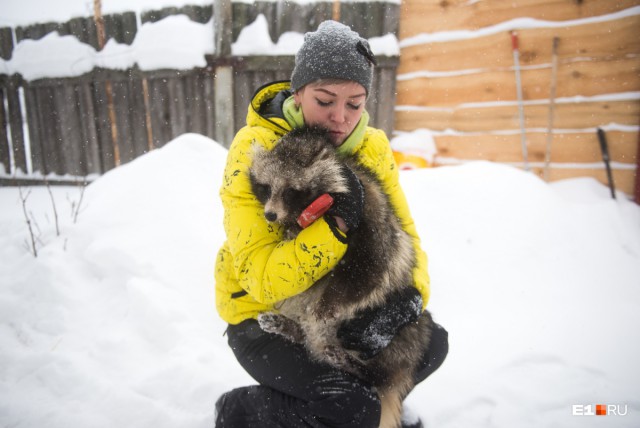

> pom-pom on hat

[{"left": 290, "top": 20, "right": 377, "bottom": 95}]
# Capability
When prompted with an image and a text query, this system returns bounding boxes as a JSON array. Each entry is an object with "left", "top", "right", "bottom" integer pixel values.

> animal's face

[{"left": 249, "top": 127, "right": 349, "bottom": 227}]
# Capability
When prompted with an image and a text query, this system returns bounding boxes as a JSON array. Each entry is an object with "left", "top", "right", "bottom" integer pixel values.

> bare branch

[
  {"left": 72, "top": 178, "right": 87, "bottom": 224},
  {"left": 18, "top": 185, "right": 37, "bottom": 257},
  {"left": 45, "top": 180, "right": 60, "bottom": 236}
]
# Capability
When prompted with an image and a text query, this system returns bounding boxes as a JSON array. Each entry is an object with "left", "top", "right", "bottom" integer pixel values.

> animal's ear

[
  {"left": 314, "top": 144, "right": 333, "bottom": 161},
  {"left": 308, "top": 128, "right": 335, "bottom": 161}
]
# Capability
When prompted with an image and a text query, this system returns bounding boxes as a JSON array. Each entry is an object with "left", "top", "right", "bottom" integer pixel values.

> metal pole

[
  {"left": 597, "top": 128, "right": 616, "bottom": 200},
  {"left": 510, "top": 31, "right": 529, "bottom": 172},
  {"left": 543, "top": 37, "right": 560, "bottom": 182}
]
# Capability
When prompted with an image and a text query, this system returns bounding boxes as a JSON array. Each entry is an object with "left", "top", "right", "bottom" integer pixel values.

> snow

[
  {"left": 1, "top": 15, "right": 215, "bottom": 80},
  {"left": 1, "top": 0, "right": 214, "bottom": 27},
  {"left": 399, "top": 5, "right": 640, "bottom": 47},
  {"left": 1, "top": 1, "right": 639, "bottom": 425},
  {"left": 0, "top": 0, "right": 401, "bottom": 26},
  {"left": 1, "top": 7, "right": 400, "bottom": 81},
  {"left": 1, "top": 132, "right": 639, "bottom": 427}
]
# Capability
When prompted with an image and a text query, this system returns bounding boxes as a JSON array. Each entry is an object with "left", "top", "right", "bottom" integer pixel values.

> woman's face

[{"left": 293, "top": 81, "right": 367, "bottom": 146}]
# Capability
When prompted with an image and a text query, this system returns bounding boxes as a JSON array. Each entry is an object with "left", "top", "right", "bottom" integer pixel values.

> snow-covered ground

[
  {"left": 1, "top": 133, "right": 639, "bottom": 427},
  {"left": 2, "top": 1, "right": 639, "bottom": 426}
]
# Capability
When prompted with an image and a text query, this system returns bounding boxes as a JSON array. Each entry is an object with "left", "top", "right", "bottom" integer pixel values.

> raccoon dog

[{"left": 249, "top": 126, "right": 433, "bottom": 428}]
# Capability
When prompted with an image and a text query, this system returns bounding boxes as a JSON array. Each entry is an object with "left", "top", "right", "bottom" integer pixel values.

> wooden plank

[
  {"left": 187, "top": 72, "right": 209, "bottom": 136},
  {"left": 168, "top": 75, "right": 188, "bottom": 138},
  {"left": 398, "top": 14, "right": 640, "bottom": 74},
  {"left": 92, "top": 80, "right": 116, "bottom": 171},
  {"left": 77, "top": 81, "right": 102, "bottom": 174},
  {"left": 341, "top": 2, "right": 397, "bottom": 38},
  {"left": 37, "top": 86, "right": 64, "bottom": 174},
  {"left": 142, "top": 5, "right": 212, "bottom": 24},
  {"left": 432, "top": 131, "right": 638, "bottom": 164},
  {"left": 272, "top": 2, "right": 332, "bottom": 37},
  {"left": 125, "top": 76, "right": 150, "bottom": 158},
  {"left": 231, "top": 2, "right": 259, "bottom": 43},
  {"left": 0, "top": 86, "right": 9, "bottom": 173},
  {"left": 0, "top": 27, "right": 13, "bottom": 60},
  {"left": 146, "top": 76, "right": 172, "bottom": 149},
  {"left": 104, "top": 12, "right": 137, "bottom": 45},
  {"left": 232, "top": 70, "right": 252, "bottom": 144},
  {"left": 54, "top": 84, "right": 84, "bottom": 175},
  {"left": 67, "top": 17, "right": 96, "bottom": 48},
  {"left": 397, "top": 56, "right": 640, "bottom": 107},
  {"left": 368, "top": 63, "right": 398, "bottom": 136},
  {"left": 253, "top": 2, "right": 278, "bottom": 43},
  {"left": 15, "top": 22, "right": 60, "bottom": 42},
  {"left": 111, "top": 79, "right": 135, "bottom": 164},
  {"left": 380, "top": 2, "right": 400, "bottom": 36},
  {"left": 395, "top": 99, "right": 640, "bottom": 132},
  {"left": 22, "top": 86, "right": 45, "bottom": 174},
  {"left": 400, "top": 0, "right": 640, "bottom": 37},
  {"left": 6, "top": 77, "right": 26, "bottom": 173}
]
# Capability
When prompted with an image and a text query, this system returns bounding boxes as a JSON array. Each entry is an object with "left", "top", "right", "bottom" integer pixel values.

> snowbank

[{"left": 1, "top": 133, "right": 639, "bottom": 427}]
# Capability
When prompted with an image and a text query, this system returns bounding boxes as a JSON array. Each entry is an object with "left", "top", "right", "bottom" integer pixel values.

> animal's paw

[
  {"left": 257, "top": 313, "right": 304, "bottom": 343},
  {"left": 257, "top": 313, "right": 286, "bottom": 334},
  {"left": 323, "top": 345, "right": 350, "bottom": 367}
]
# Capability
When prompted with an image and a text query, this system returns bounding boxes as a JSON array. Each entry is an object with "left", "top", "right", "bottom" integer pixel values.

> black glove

[
  {"left": 337, "top": 287, "right": 423, "bottom": 360},
  {"left": 326, "top": 166, "right": 365, "bottom": 231}
]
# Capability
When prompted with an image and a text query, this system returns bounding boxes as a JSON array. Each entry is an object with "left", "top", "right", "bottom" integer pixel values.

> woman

[{"left": 214, "top": 21, "right": 448, "bottom": 428}]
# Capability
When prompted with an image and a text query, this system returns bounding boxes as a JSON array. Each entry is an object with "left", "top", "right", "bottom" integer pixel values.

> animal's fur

[{"left": 249, "top": 126, "right": 433, "bottom": 428}]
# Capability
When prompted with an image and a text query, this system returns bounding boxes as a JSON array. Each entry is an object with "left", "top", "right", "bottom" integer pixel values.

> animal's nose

[{"left": 265, "top": 212, "right": 277, "bottom": 222}]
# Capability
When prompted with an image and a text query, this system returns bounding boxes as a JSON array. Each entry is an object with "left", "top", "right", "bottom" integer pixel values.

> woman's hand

[
  {"left": 333, "top": 216, "right": 349, "bottom": 233},
  {"left": 326, "top": 166, "right": 365, "bottom": 232}
]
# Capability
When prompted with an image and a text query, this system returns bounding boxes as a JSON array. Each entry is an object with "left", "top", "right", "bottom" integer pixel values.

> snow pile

[
  {"left": 1, "top": 15, "right": 215, "bottom": 80},
  {"left": 1, "top": 132, "right": 639, "bottom": 427},
  {"left": 1, "top": 0, "right": 213, "bottom": 26}
]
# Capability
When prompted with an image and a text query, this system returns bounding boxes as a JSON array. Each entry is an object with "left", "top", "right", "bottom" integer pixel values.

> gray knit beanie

[{"left": 290, "top": 20, "right": 377, "bottom": 95}]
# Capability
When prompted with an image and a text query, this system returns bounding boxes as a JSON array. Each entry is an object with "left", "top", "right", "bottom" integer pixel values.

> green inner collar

[{"left": 282, "top": 95, "right": 368, "bottom": 156}]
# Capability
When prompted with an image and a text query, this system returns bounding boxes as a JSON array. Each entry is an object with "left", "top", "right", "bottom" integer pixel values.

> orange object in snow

[{"left": 393, "top": 151, "right": 430, "bottom": 170}]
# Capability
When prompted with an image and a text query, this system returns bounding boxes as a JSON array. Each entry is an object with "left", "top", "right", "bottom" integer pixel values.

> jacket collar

[
  {"left": 281, "top": 94, "right": 368, "bottom": 157},
  {"left": 249, "top": 81, "right": 368, "bottom": 156}
]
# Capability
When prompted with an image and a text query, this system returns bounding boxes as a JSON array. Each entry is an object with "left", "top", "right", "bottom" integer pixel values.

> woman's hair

[{"left": 290, "top": 21, "right": 376, "bottom": 96}]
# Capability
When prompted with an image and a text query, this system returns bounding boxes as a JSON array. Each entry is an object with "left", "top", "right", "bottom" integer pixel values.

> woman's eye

[
  {"left": 348, "top": 103, "right": 362, "bottom": 110},
  {"left": 316, "top": 99, "right": 331, "bottom": 107}
]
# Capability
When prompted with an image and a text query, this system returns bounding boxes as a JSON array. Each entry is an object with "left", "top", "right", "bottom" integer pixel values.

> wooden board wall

[{"left": 396, "top": 0, "right": 640, "bottom": 196}]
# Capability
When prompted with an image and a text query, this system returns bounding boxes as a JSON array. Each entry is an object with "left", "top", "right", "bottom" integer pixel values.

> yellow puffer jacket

[{"left": 215, "top": 81, "right": 430, "bottom": 325}]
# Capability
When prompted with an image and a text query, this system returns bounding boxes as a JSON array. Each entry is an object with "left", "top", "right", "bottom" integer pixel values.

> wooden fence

[
  {"left": 396, "top": 0, "right": 640, "bottom": 197},
  {"left": 0, "top": 1, "right": 400, "bottom": 183}
]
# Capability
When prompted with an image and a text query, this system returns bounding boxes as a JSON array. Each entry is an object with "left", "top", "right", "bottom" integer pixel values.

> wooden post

[
  {"left": 6, "top": 76, "right": 27, "bottom": 174},
  {"left": 141, "top": 76, "right": 154, "bottom": 152},
  {"left": 213, "top": 0, "right": 235, "bottom": 148},
  {"left": 332, "top": 0, "right": 341, "bottom": 21},
  {"left": 94, "top": 0, "right": 120, "bottom": 167},
  {"left": 635, "top": 122, "right": 640, "bottom": 205}
]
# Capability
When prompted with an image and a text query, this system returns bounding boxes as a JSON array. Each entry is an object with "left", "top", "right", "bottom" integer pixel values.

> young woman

[{"left": 214, "top": 20, "right": 448, "bottom": 428}]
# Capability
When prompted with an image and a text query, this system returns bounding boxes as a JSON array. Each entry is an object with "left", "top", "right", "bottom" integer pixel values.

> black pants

[{"left": 215, "top": 319, "right": 448, "bottom": 428}]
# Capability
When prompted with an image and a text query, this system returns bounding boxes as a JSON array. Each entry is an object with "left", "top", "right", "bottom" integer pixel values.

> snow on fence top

[{"left": 0, "top": 2, "right": 400, "bottom": 81}]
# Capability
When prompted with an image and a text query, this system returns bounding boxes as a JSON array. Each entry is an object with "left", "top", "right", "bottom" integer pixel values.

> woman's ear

[{"left": 293, "top": 89, "right": 303, "bottom": 109}]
